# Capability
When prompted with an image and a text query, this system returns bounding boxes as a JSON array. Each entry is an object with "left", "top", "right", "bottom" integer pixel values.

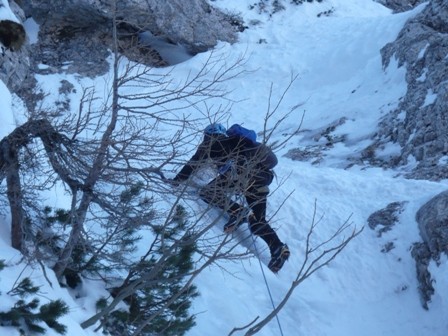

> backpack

[
  {"left": 226, "top": 124, "right": 278, "bottom": 169},
  {"left": 226, "top": 124, "right": 257, "bottom": 143}
]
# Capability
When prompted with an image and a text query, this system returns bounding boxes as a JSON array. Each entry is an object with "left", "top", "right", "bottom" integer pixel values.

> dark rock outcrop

[
  {"left": 20, "top": 0, "right": 239, "bottom": 55},
  {"left": 411, "top": 242, "right": 434, "bottom": 310},
  {"left": 413, "top": 190, "right": 448, "bottom": 308},
  {"left": 0, "top": 1, "right": 29, "bottom": 92},
  {"left": 367, "top": 201, "right": 407, "bottom": 237},
  {"left": 416, "top": 190, "right": 448, "bottom": 259},
  {"left": 375, "top": 0, "right": 427, "bottom": 13},
  {"left": 0, "top": 19, "right": 26, "bottom": 51}
]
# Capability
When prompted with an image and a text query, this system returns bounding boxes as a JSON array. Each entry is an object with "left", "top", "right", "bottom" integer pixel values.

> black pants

[{"left": 199, "top": 170, "right": 282, "bottom": 254}]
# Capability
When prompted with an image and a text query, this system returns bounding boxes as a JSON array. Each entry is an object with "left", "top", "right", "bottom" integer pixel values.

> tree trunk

[
  {"left": 4, "top": 142, "right": 24, "bottom": 251},
  {"left": 0, "top": 119, "right": 72, "bottom": 252}
]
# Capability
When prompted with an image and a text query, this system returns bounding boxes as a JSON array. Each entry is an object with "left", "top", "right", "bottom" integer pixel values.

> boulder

[
  {"left": 416, "top": 190, "right": 448, "bottom": 259},
  {"left": 413, "top": 190, "right": 448, "bottom": 309}
]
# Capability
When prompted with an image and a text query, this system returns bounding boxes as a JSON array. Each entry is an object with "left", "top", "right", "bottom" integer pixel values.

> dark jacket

[{"left": 174, "top": 134, "right": 276, "bottom": 183}]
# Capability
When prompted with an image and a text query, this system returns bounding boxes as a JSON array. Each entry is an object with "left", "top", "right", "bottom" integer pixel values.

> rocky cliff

[
  {"left": 375, "top": 0, "right": 448, "bottom": 181},
  {"left": 1, "top": 0, "right": 241, "bottom": 105}
]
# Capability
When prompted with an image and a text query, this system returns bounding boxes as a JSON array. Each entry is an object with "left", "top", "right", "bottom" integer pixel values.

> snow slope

[{"left": 1, "top": 0, "right": 447, "bottom": 335}]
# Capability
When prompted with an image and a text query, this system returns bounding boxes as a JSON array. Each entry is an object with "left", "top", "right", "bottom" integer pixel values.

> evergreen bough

[
  {"left": 102, "top": 204, "right": 199, "bottom": 336},
  {"left": 0, "top": 299, "right": 69, "bottom": 335},
  {"left": 0, "top": 272, "right": 69, "bottom": 335}
]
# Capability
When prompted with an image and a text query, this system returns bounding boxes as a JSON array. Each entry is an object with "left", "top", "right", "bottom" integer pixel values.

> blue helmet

[{"left": 204, "top": 123, "right": 227, "bottom": 136}]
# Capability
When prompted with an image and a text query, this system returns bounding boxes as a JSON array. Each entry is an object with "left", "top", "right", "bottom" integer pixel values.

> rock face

[
  {"left": 372, "top": 0, "right": 448, "bottom": 181},
  {"left": 413, "top": 190, "right": 448, "bottom": 308},
  {"left": 20, "top": 0, "right": 239, "bottom": 54},
  {"left": 0, "top": 42, "right": 29, "bottom": 92},
  {"left": 375, "top": 0, "right": 427, "bottom": 13},
  {"left": 2, "top": 0, "right": 241, "bottom": 110},
  {"left": 0, "top": 1, "right": 29, "bottom": 92},
  {"left": 416, "top": 191, "right": 448, "bottom": 259}
]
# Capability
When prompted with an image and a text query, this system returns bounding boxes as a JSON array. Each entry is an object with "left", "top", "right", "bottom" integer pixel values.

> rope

[{"left": 251, "top": 236, "right": 285, "bottom": 336}]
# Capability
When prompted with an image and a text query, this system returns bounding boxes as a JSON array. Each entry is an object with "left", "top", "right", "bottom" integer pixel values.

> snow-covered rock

[
  {"left": 0, "top": 0, "right": 29, "bottom": 91},
  {"left": 375, "top": 0, "right": 448, "bottom": 180}
]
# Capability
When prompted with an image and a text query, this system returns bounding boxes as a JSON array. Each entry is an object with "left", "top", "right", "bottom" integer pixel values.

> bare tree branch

[{"left": 232, "top": 200, "right": 363, "bottom": 335}]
